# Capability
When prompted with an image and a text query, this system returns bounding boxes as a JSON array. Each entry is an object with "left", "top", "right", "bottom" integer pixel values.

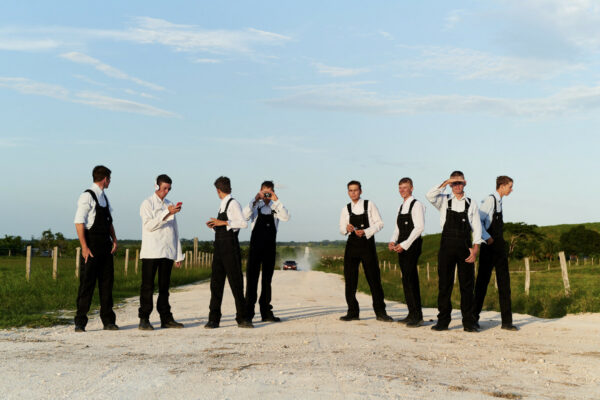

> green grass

[
  {"left": 0, "top": 255, "right": 211, "bottom": 329},
  {"left": 316, "top": 257, "right": 600, "bottom": 318}
]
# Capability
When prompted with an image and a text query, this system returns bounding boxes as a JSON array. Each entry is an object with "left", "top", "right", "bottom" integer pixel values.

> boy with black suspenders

[
  {"left": 473, "top": 176, "right": 518, "bottom": 331},
  {"left": 427, "top": 171, "right": 483, "bottom": 332},
  {"left": 205, "top": 176, "right": 252, "bottom": 329},
  {"left": 339, "top": 180, "right": 392, "bottom": 322},
  {"left": 388, "top": 177, "right": 426, "bottom": 327}
]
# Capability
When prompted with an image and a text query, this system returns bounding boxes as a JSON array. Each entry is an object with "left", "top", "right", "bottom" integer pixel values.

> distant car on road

[{"left": 283, "top": 260, "right": 298, "bottom": 270}]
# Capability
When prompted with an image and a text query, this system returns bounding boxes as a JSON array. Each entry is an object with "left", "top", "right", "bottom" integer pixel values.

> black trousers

[
  {"left": 473, "top": 241, "right": 512, "bottom": 324},
  {"left": 75, "top": 243, "right": 115, "bottom": 327},
  {"left": 398, "top": 239, "right": 423, "bottom": 320},
  {"left": 138, "top": 258, "right": 174, "bottom": 322},
  {"left": 436, "top": 238, "right": 475, "bottom": 328},
  {"left": 208, "top": 235, "right": 246, "bottom": 323},
  {"left": 245, "top": 240, "right": 276, "bottom": 319},
  {"left": 343, "top": 239, "right": 386, "bottom": 316}
]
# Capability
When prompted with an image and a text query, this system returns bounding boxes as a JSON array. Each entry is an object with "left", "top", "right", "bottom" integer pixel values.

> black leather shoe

[
  {"left": 464, "top": 325, "right": 480, "bottom": 332},
  {"left": 261, "top": 315, "right": 281, "bottom": 322},
  {"left": 501, "top": 324, "right": 519, "bottom": 331},
  {"left": 431, "top": 323, "right": 448, "bottom": 331},
  {"left": 74, "top": 325, "right": 85, "bottom": 332},
  {"left": 103, "top": 323, "right": 119, "bottom": 331},
  {"left": 406, "top": 319, "right": 424, "bottom": 328},
  {"left": 376, "top": 313, "right": 394, "bottom": 322},
  {"left": 139, "top": 319, "right": 154, "bottom": 331},
  {"left": 474, "top": 321, "right": 481, "bottom": 329},
  {"left": 397, "top": 316, "right": 412, "bottom": 324},
  {"left": 204, "top": 321, "right": 219, "bottom": 329},
  {"left": 161, "top": 320, "right": 184, "bottom": 329},
  {"left": 339, "top": 314, "right": 360, "bottom": 321},
  {"left": 237, "top": 320, "right": 254, "bottom": 328}
]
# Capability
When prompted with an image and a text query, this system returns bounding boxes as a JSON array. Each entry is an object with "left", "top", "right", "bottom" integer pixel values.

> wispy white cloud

[
  {"left": 193, "top": 58, "right": 222, "bottom": 64},
  {"left": 0, "top": 137, "right": 30, "bottom": 147},
  {"left": 0, "top": 77, "right": 178, "bottom": 117},
  {"left": 60, "top": 51, "right": 165, "bottom": 91},
  {"left": 266, "top": 81, "right": 600, "bottom": 118},
  {"left": 444, "top": 9, "right": 467, "bottom": 30},
  {"left": 0, "top": 38, "right": 62, "bottom": 51},
  {"left": 313, "top": 63, "right": 369, "bottom": 78},
  {"left": 402, "top": 46, "right": 585, "bottom": 81},
  {"left": 378, "top": 30, "right": 394, "bottom": 40}
]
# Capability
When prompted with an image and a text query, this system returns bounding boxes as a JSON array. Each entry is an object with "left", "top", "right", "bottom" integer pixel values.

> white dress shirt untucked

[
  {"left": 139, "top": 193, "right": 184, "bottom": 262},
  {"left": 479, "top": 192, "right": 503, "bottom": 241},
  {"left": 243, "top": 198, "right": 290, "bottom": 231},
  {"left": 339, "top": 198, "right": 384, "bottom": 240},
  {"left": 389, "top": 196, "right": 426, "bottom": 250},
  {"left": 217, "top": 194, "right": 247, "bottom": 231},
  {"left": 426, "top": 185, "right": 484, "bottom": 245},
  {"left": 74, "top": 183, "right": 113, "bottom": 229}
]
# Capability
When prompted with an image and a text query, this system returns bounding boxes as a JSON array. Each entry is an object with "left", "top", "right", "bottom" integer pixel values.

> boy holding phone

[{"left": 138, "top": 174, "right": 185, "bottom": 330}]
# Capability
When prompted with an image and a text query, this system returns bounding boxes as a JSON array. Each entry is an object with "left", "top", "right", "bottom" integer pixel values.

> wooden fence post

[
  {"left": 524, "top": 257, "right": 530, "bottom": 295},
  {"left": 135, "top": 249, "right": 139, "bottom": 274},
  {"left": 124, "top": 249, "right": 129, "bottom": 276},
  {"left": 494, "top": 272, "right": 498, "bottom": 289},
  {"left": 193, "top": 237, "right": 198, "bottom": 266},
  {"left": 52, "top": 246, "right": 58, "bottom": 280},
  {"left": 75, "top": 247, "right": 81, "bottom": 278},
  {"left": 558, "top": 251, "right": 571, "bottom": 296},
  {"left": 427, "top": 263, "right": 430, "bottom": 281},
  {"left": 26, "top": 245, "right": 32, "bottom": 282},
  {"left": 185, "top": 252, "right": 189, "bottom": 269},
  {"left": 454, "top": 265, "right": 458, "bottom": 285}
]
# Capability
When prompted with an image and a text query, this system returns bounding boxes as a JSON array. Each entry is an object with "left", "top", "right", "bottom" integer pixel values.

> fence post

[
  {"left": 558, "top": 251, "right": 571, "bottom": 296},
  {"left": 135, "top": 249, "right": 139, "bottom": 274},
  {"left": 52, "top": 246, "right": 58, "bottom": 280},
  {"left": 185, "top": 252, "right": 189, "bottom": 269},
  {"left": 524, "top": 257, "right": 530, "bottom": 295},
  {"left": 193, "top": 237, "right": 198, "bottom": 267},
  {"left": 75, "top": 247, "right": 81, "bottom": 278},
  {"left": 124, "top": 249, "right": 129, "bottom": 276},
  {"left": 494, "top": 272, "right": 498, "bottom": 289},
  {"left": 427, "top": 263, "right": 430, "bottom": 281},
  {"left": 454, "top": 265, "right": 458, "bottom": 285},
  {"left": 26, "top": 245, "right": 32, "bottom": 282}
]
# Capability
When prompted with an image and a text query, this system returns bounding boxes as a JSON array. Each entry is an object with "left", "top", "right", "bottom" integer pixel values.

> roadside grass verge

[{"left": 315, "top": 258, "right": 600, "bottom": 319}]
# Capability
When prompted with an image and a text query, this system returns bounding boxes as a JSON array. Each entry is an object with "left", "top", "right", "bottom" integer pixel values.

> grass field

[
  {"left": 316, "top": 257, "right": 600, "bottom": 319},
  {"left": 0, "top": 255, "right": 211, "bottom": 329}
]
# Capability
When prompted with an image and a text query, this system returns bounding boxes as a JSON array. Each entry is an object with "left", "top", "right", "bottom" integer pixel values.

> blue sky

[{"left": 1, "top": 0, "right": 599, "bottom": 242}]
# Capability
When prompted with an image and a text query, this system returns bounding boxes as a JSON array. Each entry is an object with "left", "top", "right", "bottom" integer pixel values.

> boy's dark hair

[
  {"left": 92, "top": 165, "right": 111, "bottom": 182},
  {"left": 214, "top": 176, "right": 232, "bottom": 194},
  {"left": 398, "top": 177, "right": 413, "bottom": 186},
  {"left": 496, "top": 175, "right": 513, "bottom": 189},
  {"left": 347, "top": 180, "right": 362, "bottom": 190},
  {"left": 261, "top": 180, "right": 275, "bottom": 190},
  {"left": 450, "top": 170, "right": 465, "bottom": 179},
  {"left": 156, "top": 174, "right": 172, "bottom": 187}
]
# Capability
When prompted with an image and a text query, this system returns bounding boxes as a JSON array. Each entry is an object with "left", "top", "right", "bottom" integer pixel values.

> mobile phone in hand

[{"left": 176, "top": 202, "right": 182, "bottom": 208}]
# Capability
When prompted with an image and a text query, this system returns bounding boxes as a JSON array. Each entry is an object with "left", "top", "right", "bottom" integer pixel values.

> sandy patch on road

[{"left": 1, "top": 270, "right": 599, "bottom": 399}]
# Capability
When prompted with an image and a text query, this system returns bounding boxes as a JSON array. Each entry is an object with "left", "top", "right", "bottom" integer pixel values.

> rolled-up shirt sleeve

[
  {"left": 364, "top": 201, "right": 384, "bottom": 239},
  {"left": 271, "top": 200, "right": 290, "bottom": 222},
  {"left": 243, "top": 199, "right": 258, "bottom": 222},
  {"left": 173, "top": 217, "right": 184, "bottom": 263},
  {"left": 74, "top": 192, "right": 92, "bottom": 225},
  {"left": 140, "top": 199, "right": 171, "bottom": 232},
  {"left": 479, "top": 196, "right": 495, "bottom": 242},
  {"left": 426, "top": 185, "right": 446, "bottom": 211},
  {"left": 227, "top": 200, "right": 248, "bottom": 230},
  {"left": 469, "top": 201, "right": 484, "bottom": 245}
]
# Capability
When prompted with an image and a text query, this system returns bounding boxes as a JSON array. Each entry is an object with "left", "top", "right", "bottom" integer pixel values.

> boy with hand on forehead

[
  {"left": 339, "top": 180, "right": 393, "bottom": 322},
  {"left": 427, "top": 171, "right": 483, "bottom": 332}
]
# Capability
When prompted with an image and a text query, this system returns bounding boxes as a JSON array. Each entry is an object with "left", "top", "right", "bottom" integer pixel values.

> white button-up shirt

[
  {"left": 139, "top": 193, "right": 184, "bottom": 262},
  {"left": 389, "top": 196, "right": 426, "bottom": 250},
  {"left": 74, "top": 183, "right": 113, "bottom": 229},
  {"left": 480, "top": 192, "right": 502, "bottom": 241},
  {"left": 426, "top": 185, "right": 484, "bottom": 245},
  {"left": 243, "top": 198, "right": 290, "bottom": 231},
  {"left": 216, "top": 195, "right": 247, "bottom": 231},
  {"left": 339, "top": 198, "right": 384, "bottom": 240}
]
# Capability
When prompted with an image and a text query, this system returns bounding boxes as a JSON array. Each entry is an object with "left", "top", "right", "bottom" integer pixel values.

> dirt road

[{"left": 1, "top": 270, "right": 599, "bottom": 399}]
